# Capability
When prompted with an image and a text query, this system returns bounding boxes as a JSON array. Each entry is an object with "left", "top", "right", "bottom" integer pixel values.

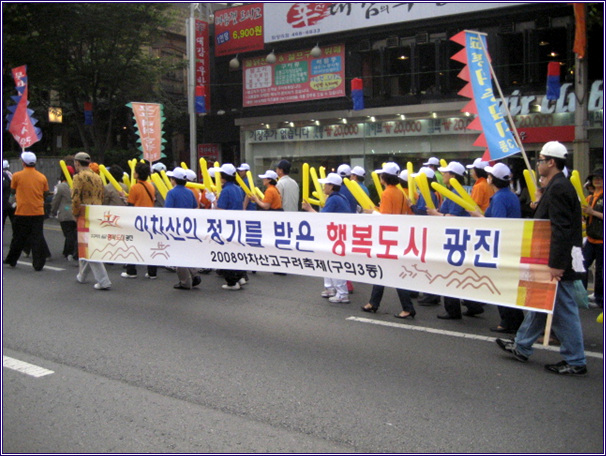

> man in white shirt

[{"left": 275, "top": 159, "right": 299, "bottom": 212}]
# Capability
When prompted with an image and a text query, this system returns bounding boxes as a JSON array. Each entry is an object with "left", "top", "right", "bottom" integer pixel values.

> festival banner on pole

[
  {"left": 195, "top": 19, "right": 211, "bottom": 112},
  {"left": 5, "top": 65, "right": 42, "bottom": 148},
  {"left": 80, "top": 206, "right": 557, "bottom": 313},
  {"left": 126, "top": 102, "right": 166, "bottom": 163},
  {"left": 451, "top": 31, "right": 520, "bottom": 161}
]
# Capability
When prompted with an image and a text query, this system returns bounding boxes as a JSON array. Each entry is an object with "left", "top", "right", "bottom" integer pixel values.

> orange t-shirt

[
  {"left": 470, "top": 177, "right": 494, "bottom": 212},
  {"left": 127, "top": 180, "right": 155, "bottom": 207},
  {"left": 379, "top": 185, "right": 412, "bottom": 215},
  {"left": 11, "top": 167, "right": 49, "bottom": 216},
  {"left": 188, "top": 187, "right": 201, "bottom": 208},
  {"left": 586, "top": 190, "right": 603, "bottom": 244},
  {"left": 263, "top": 185, "right": 282, "bottom": 210}
]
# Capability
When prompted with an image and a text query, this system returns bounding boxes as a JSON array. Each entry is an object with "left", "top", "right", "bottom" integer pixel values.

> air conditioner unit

[
  {"left": 358, "top": 39, "right": 371, "bottom": 52},
  {"left": 415, "top": 33, "right": 429, "bottom": 44},
  {"left": 386, "top": 36, "right": 399, "bottom": 48}
]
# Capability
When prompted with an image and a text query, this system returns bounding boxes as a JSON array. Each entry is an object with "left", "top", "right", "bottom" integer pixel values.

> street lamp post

[{"left": 186, "top": 3, "right": 199, "bottom": 173}]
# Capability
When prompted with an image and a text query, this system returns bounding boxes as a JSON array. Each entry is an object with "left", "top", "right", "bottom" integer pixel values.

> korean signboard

[{"left": 214, "top": 3, "right": 265, "bottom": 56}]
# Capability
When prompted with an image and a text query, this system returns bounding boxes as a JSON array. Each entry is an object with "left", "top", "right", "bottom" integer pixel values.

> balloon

[
  {"left": 309, "top": 166, "right": 325, "bottom": 207},
  {"left": 235, "top": 173, "right": 252, "bottom": 196},
  {"left": 123, "top": 173, "right": 131, "bottom": 191},
  {"left": 160, "top": 170, "right": 173, "bottom": 190},
  {"left": 214, "top": 164, "right": 222, "bottom": 196},
  {"left": 449, "top": 178, "right": 483, "bottom": 214},
  {"left": 440, "top": 159, "right": 448, "bottom": 168},
  {"left": 181, "top": 161, "right": 189, "bottom": 170},
  {"left": 100, "top": 164, "right": 128, "bottom": 197},
  {"left": 319, "top": 166, "right": 326, "bottom": 180},
  {"left": 570, "top": 171, "right": 588, "bottom": 207},
  {"left": 199, "top": 158, "right": 215, "bottom": 192},
  {"left": 523, "top": 169, "right": 538, "bottom": 203},
  {"left": 302, "top": 163, "right": 310, "bottom": 203},
  {"left": 150, "top": 172, "right": 168, "bottom": 200},
  {"left": 415, "top": 172, "right": 435, "bottom": 210},
  {"left": 597, "top": 312, "right": 603, "bottom": 324},
  {"left": 343, "top": 177, "right": 375, "bottom": 211},
  {"left": 185, "top": 182, "right": 206, "bottom": 191},
  {"left": 431, "top": 182, "right": 477, "bottom": 212},
  {"left": 59, "top": 160, "right": 73, "bottom": 189},
  {"left": 371, "top": 171, "right": 383, "bottom": 199},
  {"left": 407, "top": 162, "right": 416, "bottom": 204}
]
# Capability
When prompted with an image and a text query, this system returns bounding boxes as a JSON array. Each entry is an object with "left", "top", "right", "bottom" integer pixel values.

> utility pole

[
  {"left": 186, "top": 3, "right": 199, "bottom": 173},
  {"left": 573, "top": 3, "right": 589, "bottom": 178}
]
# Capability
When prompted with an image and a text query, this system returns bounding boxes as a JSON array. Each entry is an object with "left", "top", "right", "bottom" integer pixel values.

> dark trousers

[
  {"left": 443, "top": 298, "right": 484, "bottom": 318},
  {"left": 497, "top": 306, "right": 525, "bottom": 330},
  {"left": 3, "top": 207, "right": 14, "bottom": 231},
  {"left": 224, "top": 269, "right": 245, "bottom": 286},
  {"left": 5, "top": 215, "right": 46, "bottom": 270},
  {"left": 126, "top": 264, "right": 157, "bottom": 277},
  {"left": 369, "top": 285, "right": 414, "bottom": 313},
  {"left": 582, "top": 240, "right": 603, "bottom": 307},
  {"left": 60, "top": 220, "right": 78, "bottom": 258}
]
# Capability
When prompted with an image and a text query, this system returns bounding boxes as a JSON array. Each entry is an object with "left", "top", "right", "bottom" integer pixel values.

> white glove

[{"left": 205, "top": 191, "right": 216, "bottom": 203}]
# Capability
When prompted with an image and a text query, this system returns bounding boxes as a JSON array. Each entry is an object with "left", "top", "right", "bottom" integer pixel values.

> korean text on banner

[{"left": 80, "top": 206, "right": 556, "bottom": 314}]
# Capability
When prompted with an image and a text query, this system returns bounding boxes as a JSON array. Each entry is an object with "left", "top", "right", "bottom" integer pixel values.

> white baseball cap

[
  {"left": 398, "top": 170, "right": 409, "bottom": 182},
  {"left": 208, "top": 167, "right": 217, "bottom": 178},
  {"left": 438, "top": 161, "right": 466, "bottom": 176},
  {"left": 3, "top": 160, "right": 9, "bottom": 169},
  {"left": 184, "top": 169, "right": 197, "bottom": 182},
  {"left": 318, "top": 173, "right": 342, "bottom": 186},
  {"left": 152, "top": 162, "right": 167, "bottom": 172},
  {"left": 218, "top": 163, "right": 236, "bottom": 176},
  {"left": 374, "top": 162, "right": 400, "bottom": 176},
  {"left": 337, "top": 164, "right": 351, "bottom": 177},
  {"left": 485, "top": 163, "right": 512, "bottom": 181},
  {"left": 237, "top": 163, "right": 250, "bottom": 171},
  {"left": 422, "top": 157, "right": 440, "bottom": 166},
  {"left": 351, "top": 166, "right": 366, "bottom": 177},
  {"left": 412, "top": 166, "right": 436, "bottom": 179},
  {"left": 21, "top": 151, "right": 36, "bottom": 165},
  {"left": 540, "top": 141, "right": 568, "bottom": 159},
  {"left": 258, "top": 170, "right": 278, "bottom": 180},
  {"left": 466, "top": 158, "right": 490, "bottom": 169},
  {"left": 166, "top": 167, "right": 188, "bottom": 180}
]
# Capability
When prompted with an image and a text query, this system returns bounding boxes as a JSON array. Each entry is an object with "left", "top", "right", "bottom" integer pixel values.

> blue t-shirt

[
  {"left": 412, "top": 191, "right": 440, "bottom": 215},
  {"left": 242, "top": 177, "right": 257, "bottom": 211},
  {"left": 164, "top": 185, "right": 197, "bottom": 209},
  {"left": 338, "top": 185, "right": 358, "bottom": 213},
  {"left": 485, "top": 187, "right": 521, "bottom": 218},
  {"left": 321, "top": 192, "right": 351, "bottom": 213},
  {"left": 217, "top": 181, "right": 244, "bottom": 210},
  {"left": 358, "top": 182, "right": 370, "bottom": 196},
  {"left": 439, "top": 188, "right": 470, "bottom": 217}
]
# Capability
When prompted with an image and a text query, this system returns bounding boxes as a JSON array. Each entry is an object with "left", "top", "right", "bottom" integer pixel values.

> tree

[{"left": 3, "top": 3, "right": 179, "bottom": 163}]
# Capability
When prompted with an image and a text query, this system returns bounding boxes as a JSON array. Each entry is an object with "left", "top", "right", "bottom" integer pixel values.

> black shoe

[
  {"left": 490, "top": 326, "right": 516, "bottom": 334},
  {"left": 198, "top": 268, "right": 212, "bottom": 275},
  {"left": 437, "top": 313, "right": 461, "bottom": 320},
  {"left": 192, "top": 276, "right": 201, "bottom": 287},
  {"left": 463, "top": 309, "right": 484, "bottom": 317},
  {"left": 173, "top": 283, "right": 191, "bottom": 290},
  {"left": 495, "top": 338, "right": 528, "bottom": 362},
  {"left": 361, "top": 304, "right": 377, "bottom": 313},
  {"left": 544, "top": 360, "right": 587, "bottom": 376}
]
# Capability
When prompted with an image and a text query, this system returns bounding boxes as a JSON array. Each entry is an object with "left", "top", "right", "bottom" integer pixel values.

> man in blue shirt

[{"left": 336, "top": 164, "right": 358, "bottom": 213}]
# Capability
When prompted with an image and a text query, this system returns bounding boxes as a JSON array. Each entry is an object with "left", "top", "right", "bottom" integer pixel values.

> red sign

[
  {"left": 214, "top": 3, "right": 264, "bottom": 57},
  {"left": 243, "top": 44, "right": 346, "bottom": 107},
  {"left": 517, "top": 126, "right": 575, "bottom": 144},
  {"left": 195, "top": 20, "right": 210, "bottom": 112}
]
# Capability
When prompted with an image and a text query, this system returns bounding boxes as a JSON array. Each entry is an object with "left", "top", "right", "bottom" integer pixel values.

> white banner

[
  {"left": 264, "top": 3, "right": 523, "bottom": 43},
  {"left": 80, "top": 206, "right": 556, "bottom": 313}
]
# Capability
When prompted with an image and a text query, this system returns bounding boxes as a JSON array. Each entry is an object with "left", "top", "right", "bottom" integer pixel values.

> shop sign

[
  {"left": 243, "top": 44, "right": 345, "bottom": 107},
  {"left": 264, "top": 3, "right": 523, "bottom": 42},
  {"left": 214, "top": 3, "right": 264, "bottom": 57},
  {"left": 195, "top": 20, "right": 211, "bottom": 112}
]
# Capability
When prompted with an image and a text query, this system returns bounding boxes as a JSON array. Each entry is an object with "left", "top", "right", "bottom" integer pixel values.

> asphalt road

[{"left": 2, "top": 218, "right": 604, "bottom": 453}]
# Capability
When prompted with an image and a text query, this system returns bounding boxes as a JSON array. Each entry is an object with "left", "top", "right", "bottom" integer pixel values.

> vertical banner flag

[
  {"left": 450, "top": 31, "right": 520, "bottom": 161},
  {"left": 84, "top": 102, "right": 93, "bottom": 125},
  {"left": 351, "top": 78, "right": 364, "bottom": 111},
  {"left": 126, "top": 102, "right": 166, "bottom": 163},
  {"left": 573, "top": 3, "right": 586, "bottom": 59},
  {"left": 195, "top": 86, "right": 207, "bottom": 114},
  {"left": 5, "top": 65, "right": 42, "bottom": 148},
  {"left": 195, "top": 20, "right": 211, "bottom": 113},
  {"left": 546, "top": 61, "right": 561, "bottom": 101}
]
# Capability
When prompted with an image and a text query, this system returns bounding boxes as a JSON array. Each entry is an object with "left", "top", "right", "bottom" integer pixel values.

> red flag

[{"left": 573, "top": 4, "right": 586, "bottom": 59}]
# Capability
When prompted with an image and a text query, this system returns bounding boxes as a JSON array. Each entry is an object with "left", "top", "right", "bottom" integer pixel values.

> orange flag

[{"left": 573, "top": 3, "right": 586, "bottom": 59}]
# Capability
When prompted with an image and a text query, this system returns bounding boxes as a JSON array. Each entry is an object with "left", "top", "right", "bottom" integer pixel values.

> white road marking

[
  {"left": 3, "top": 356, "right": 54, "bottom": 377},
  {"left": 347, "top": 316, "right": 604, "bottom": 360},
  {"left": 16, "top": 261, "right": 65, "bottom": 271}
]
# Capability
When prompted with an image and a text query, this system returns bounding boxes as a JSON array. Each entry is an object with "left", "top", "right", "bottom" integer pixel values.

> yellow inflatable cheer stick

[
  {"left": 449, "top": 178, "right": 483, "bottom": 214},
  {"left": 59, "top": 160, "right": 73, "bottom": 189},
  {"left": 343, "top": 178, "right": 375, "bottom": 211},
  {"left": 99, "top": 164, "right": 128, "bottom": 197},
  {"left": 128, "top": 159, "right": 137, "bottom": 185},
  {"left": 319, "top": 166, "right": 326, "bottom": 180},
  {"left": 245, "top": 170, "right": 257, "bottom": 197},
  {"left": 523, "top": 169, "right": 538, "bottom": 203},
  {"left": 199, "top": 158, "right": 215, "bottom": 192},
  {"left": 371, "top": 171, "right": 383, "bottom": 199},
  {"left": 302, "top": 163, "right": 310, "bottom": 203},
  {"left": 123, "top": 173, "right": 131, "bottom": 191},
  {"left": 214, "top": 165, "right": 222, "bottom": 196},
  {"left": 415, "top": 172, "right": 435, "bottom": 210},
  {"left": 150, "top": 172, "right": 168, "bottom": 200},
  {"left": 180, "top": 161, "right": 189, "bottom": 170},
  {"left": 570, "top": 171, "right": 588, "bottom": 207},
  {"left": 254, "top": 186, "right": 264, "bottom": 199},
  {"left": 440, "top": 159, "right": 448, "bottom": 168},
  {"left": 309, "top": 166, "right": 325, "bottom": 206},
  {"left": 597, "top": 312, "right": 603, "bottom": 324},
  {"left": 235, "top": 173, "right": 253, "bottom": 197},
  {"left": 99, "top": 170, "right": 107, "bottom": 186},
  {"left": 431, "top": 182, "right": 477, "bottom": 212},
  {"left": 407, "top": 162, "right": 417, "bottom": 204},
  {"left": 186, "top": 181, "right": 206, "bottom": 191}
]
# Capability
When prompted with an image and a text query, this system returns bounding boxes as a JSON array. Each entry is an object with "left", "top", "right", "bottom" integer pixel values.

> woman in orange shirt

[
  {"left": 466, "top": 158, "right": 494, "bottom": 212},
  {"left": 361, "top": 162, "right": 416, "bottom": 319},
  {"left": 250, "top": 170, "right": 282, "bottom": 211}
]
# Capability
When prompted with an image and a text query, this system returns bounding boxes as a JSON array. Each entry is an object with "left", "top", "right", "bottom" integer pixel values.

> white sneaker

[
  {"left": 76, "top": 274, "right": 85, "bottom": 284},
  {"left": 121, "top": 272, "right": 137, "bottom": 279},
  {"left": 588, "top": 293, "right": 596, "bottom": 302},
  {"left": 238, "top": 277, "right": 248, "bottom": 286},
  {"left": 329, "top": 295, "right": 350, "bottom": 303},
  {"left": 67, "top": 255, "right": 74, "bottom": 262},
  {"left": 144, "top": 273, "right": 157, "bottom": 279},
  {"left": 222, "top": 283, "right": 241, "bottom": 290},
  {"left": 94, "top": 283, "right": 111, "bottom": 290},
  {"left": 321, "top": 288, "right": 336, "bottom": 298}
]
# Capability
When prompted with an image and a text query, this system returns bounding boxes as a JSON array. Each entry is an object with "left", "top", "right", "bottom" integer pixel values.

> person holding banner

[
  {"left": 350, "top": 166, "right": 370, "bottom": 199},
  {"left": 468, "top": 163, "right": 524, "bottom": 334},
  {"left": 71, "top": 151, "right": 112, "bottom": 290},
  {"left": 250, "top": 170, "right": 282, "bottom": 211},
  {"left": 466, "top": 158, "right": 494, "bottom": 212},
  {"left": 237, "top": 164, "right": 257, "bottom": 211},
  {"left": 337, "top": 164, "right": 358, "bottom": 214},
  {"left": 302, "top": 172, "right": 351, "bottom": 303},
  {"left": 361, "top": 163, "right": 416, "bottom": 319},
  {"left": 496, "top": 141, "right": 587, "bottom": 376},
  {"left": 422, "top": 157, "right": 443, "bottom": 185},
  {"left": 121, "top": 162, "right": 157, "bottom": 280},
  {"left": 426, "top": 161, "right": 484, "bottom": 320}
]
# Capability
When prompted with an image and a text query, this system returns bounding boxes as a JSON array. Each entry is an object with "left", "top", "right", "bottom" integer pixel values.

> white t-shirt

[{"left": 276, "top": 175, "right": 300, "bottom": 212}]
